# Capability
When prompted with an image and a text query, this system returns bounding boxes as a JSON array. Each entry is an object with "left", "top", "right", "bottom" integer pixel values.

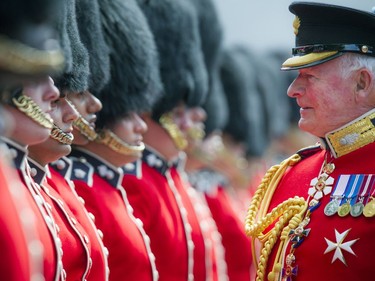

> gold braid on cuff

[
  {"left": 50, "top": 125, "right": 74, "bottom": 145},
  {"left": 95, "top": 129, "right": 145, "bottom": 156},
  {"left": 73, "top": 116, "right": 98, "bottom": 141},
  {"left": 159, "top": 112, "right": 188, "bottom": 150},
  {"left": 12, "top": 94, "right": 54, "bottom": 129}
]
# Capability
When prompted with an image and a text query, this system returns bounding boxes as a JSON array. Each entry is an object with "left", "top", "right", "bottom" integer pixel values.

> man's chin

[{"left": 298, "top": 120, "right": 312, "bottom": 133}]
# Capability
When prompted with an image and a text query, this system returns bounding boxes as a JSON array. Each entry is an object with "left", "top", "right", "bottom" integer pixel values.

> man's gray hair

[{"left": 340, "top": 53, "right": 375, "bottom": 78}]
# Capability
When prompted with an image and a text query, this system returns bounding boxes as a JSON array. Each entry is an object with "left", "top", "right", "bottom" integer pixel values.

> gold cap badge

[{"left": 293, "top": 16, "right": 301, "bottom": 35}]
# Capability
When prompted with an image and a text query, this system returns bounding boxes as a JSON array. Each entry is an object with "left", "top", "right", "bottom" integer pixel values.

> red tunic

[
  {"left": 69, "top": 148, "right": 157, "bottom": 281},
  {"left": 256, "top": 141, "right": 375, "bottom": 281},
  {"left": 122, "top": 148, "right": 193, "bottom": 281},
  {"left": 169, "top": 166, "right": 207, "bottom": 281},
  {"left": 205, "top": 186, "right": 252, "bottom": 281},
  {"left": 2, "top": 138, "right": 61, "bottom": 281},
  {"left": 171, "top": 166, "right": 230, "bottom": 281},
  {"left": 28, "top": 158, "right": 103, "bottom": 281},
  {"left": 0, "top": 146, "right": 39, "bottom": 281},
  {"left": 49, "top": 158, "right": 109, "bottom": 281}
]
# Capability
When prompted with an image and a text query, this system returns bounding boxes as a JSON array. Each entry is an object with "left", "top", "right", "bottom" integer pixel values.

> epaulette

[
  {"left": 142, "top": 148, "right": 170, "bottom": 176},
  {"left": 71, "top": 148, "right": 123, "bottom": 188},
  {"left": 69, "top": 156, "right": 94, "bottom": 187},
  {"left": 296, "top": 144, "right": 322, "bottom": 160},
  {"left": 122, "top": 159, "right": 142, "bottom": 179},
  {"left": 27, "top": 158, "right": 47, "bottom": 185},
  {"left": 188, "top": 169, "right": 228, "bottom": 195},
  {"left": 1, "top": 137, "right": 27, "bottom": 170}
]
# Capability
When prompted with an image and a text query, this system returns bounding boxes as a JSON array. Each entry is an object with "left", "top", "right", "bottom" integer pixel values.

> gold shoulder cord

[{"left": 245, "top": 154, "right": 308, "bottom": 281}]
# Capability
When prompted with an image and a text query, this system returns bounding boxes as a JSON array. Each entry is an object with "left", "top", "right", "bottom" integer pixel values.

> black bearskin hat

[
  {"left": 75, "top": 0, "right": 110, "bottom": 94},
  {"left": 137, "top": 0, "right": 208, "bottom": 120},
  {"left": 54, "top": 0, "right": 90, "bottom": 93},
  {"left": 202, "top": 74, "right": 228, "bottom": 135},
  {"left": 95, "top": 0, "right": 163, "bottom": 129},
  {"left": 187, "top": 0, "right": 225, "bottom": 136},
  {"left": 188, "top": 0, "right": 223, "bottom": 78},
  {"left": 220, "top": 46, "right": 268, "bottom": 157}
]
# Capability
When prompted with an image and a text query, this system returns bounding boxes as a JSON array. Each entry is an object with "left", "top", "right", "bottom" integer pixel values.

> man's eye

[{"left": 301, "top": 72, "right": 316, "bottom": 79}]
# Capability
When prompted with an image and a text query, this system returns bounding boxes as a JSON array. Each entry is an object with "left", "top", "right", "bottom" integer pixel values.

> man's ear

[{"left": 355, "top": 68, "right": 373, "bottom": 99}]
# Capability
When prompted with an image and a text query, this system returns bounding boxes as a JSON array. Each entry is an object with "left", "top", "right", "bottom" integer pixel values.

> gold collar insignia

[{"left": 325, "top": 109, "right": 375, "bottom": 158}]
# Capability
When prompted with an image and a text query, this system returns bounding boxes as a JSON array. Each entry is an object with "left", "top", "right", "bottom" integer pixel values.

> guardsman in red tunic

[
  {"left": 173, "top": 158, "right": 229, "bottom": 281},
  {"left": 27, "top": 95, "right": 108, "bottom": 281},
  {"left": 186, "top": 47, "right": 266, "bottom": 280},
  {"left": 0, "top": 0, "right": 64, "bottom": 279},
  {"left": 68, "top": 0, "right": 162, "bottom": 280},
  {"left": 205, "top": 184, "right": 253, "bottom": 281},
  {"left": 1, "top": 77, "right": 64, "bottom": 281},
  {"left": 181, "top": 1, "right": 230, "bottom": 278},
  {"left": 245, "top": 3, "right": 375, "bottom": 281},
  {"left": 0, "top": 147, "right": 44, "bottom": 281},
  {"left": 188, "top": 145, "right": 254, "bottom": 281},
  {"left": 123, "top": 0, "right": 218, "bottom": 280},
  {"left": 27, "top": 2, "right": 110, "bottom": 278}
]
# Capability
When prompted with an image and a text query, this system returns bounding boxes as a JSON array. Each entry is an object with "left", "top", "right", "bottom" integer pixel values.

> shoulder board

[
  {"left": 122, "top": 160, "right": 142, "bottom": 179},
  {"left": 50, "top": 157, "right": 72, "bottom": 180},
  {"left": 69, "top": 156, "right": 94, "bottom": 187},
  {"left": 296, "top": 144, "right": 322, "bottom": 160}
]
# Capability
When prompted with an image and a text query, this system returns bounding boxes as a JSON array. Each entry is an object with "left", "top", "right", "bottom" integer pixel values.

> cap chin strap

[
  {"left": 282, "top": 44, "right": 374, "bottom": 70},
  {"left": 12, "top": 94, "right": 54, "bottom": 129},
  {"left": 159, "top": 112, "right": 188, "bottom": 150},
  {"left": 95, "top": 129, "right": 145, "bottom": 156},
  {"left": 50, "top": 125, "right": 74, "bottom": 145},
  {"left": 73, "top": 115, "right": 98, "bottom": 141}
]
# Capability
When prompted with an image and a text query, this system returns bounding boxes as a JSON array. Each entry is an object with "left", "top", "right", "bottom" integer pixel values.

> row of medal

[{"left": 324, "top": 174, "right": 375, "bottom": 217}]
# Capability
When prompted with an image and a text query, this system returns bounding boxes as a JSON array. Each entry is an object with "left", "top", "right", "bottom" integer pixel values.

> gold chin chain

[
  {"left": 12, "top": 94, "right": 54, "bottom": 129},
  {"left": 73, "top": 116, "right": 98, "bottom": 141},
  {"left": 50, "top": 125, "right": 74, "bottom": 145},
  {"left": 245, "top": 154, "right": 306, "bottom": 281},
  {"left": 187, "top": 126, "right": 205, "bottom": 142},
  {"left": 159, "top": 112, "right": 188, "bottom": 150},
  {"left": 95, "top": 129, "right": 145, "bottom": 156}
]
